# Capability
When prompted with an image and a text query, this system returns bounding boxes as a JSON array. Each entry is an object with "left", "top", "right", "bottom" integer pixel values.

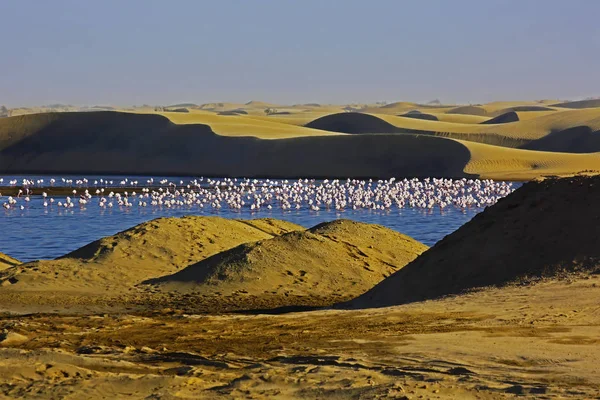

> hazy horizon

[{"left": 2, "top": 0, "right": 599, "bottom": 107}]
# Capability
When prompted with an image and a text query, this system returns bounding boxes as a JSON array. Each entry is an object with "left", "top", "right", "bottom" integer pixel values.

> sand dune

[
  {"left": 0, "top": 252, "right": 20, "bottom": 270},
  {"left": 305, "top": 109, "right": 600, "bottom": 151},
  {"left": 144, "top": 220, "right": 427, "bottom": 305},
  {"left": 305, "top": 112, "right": 403, "bottom": 133},
  {"left": 480, "top": 111, "right": 519, "bottom": 124},
  {"left": 0, "top": 218, "right": 426, "bottom": 312},
  {"left": 446, "top": 105, "right": 488, "bottom": 116},
  {"left": 348, "top": 175, "right": 600, "bottom": 308},
  {"left": 0, "top": 111, "right": 480, "bottom": 179},
  {"left": 0, "top": 217, "right": 303, "bottom": 293},
  {"left": 489, "top": 105, "right": 555, "bottom": 116},
  {"left": 398, "top": 110, "right": 439, "bottom": 121},
  {"left": 552, "top": 99, "right": 600, "bottom": 109}
]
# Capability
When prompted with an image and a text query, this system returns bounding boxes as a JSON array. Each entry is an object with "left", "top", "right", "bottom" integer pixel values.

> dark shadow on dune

[
  {"left": 521, "top": 126, "right": 600, "bottom": 153},
  {"left": 399, "top": 111, "right": 439, "bottom": 121},
  {"left": 342, "top": 176, "right": 600, "bottom": 309},
  {"left": 446, "top": 106, "right": 487, "bottom": 116},
  {"left": 551, "top": 99, "right": 600, "bottom": 109},
  {"left": 0, "top": 112, "right": 475, "bottom": 179},
  {"left": 480, "top": 111, "right": 519, "bottom": 124},
  {"left": 305, "top": 112, "right": 404, "bottom": 134},
  {"left": 489, "top": 106, "right": 554, "bottom": 117},
  {"left": 217, "top": 110, "right": 248, "bottom": 115}
]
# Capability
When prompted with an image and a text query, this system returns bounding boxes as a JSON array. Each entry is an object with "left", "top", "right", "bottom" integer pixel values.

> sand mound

[
  {"left": 522, "top": 126, "right": 600, "bottom": 153},
  {"left": 0, "top": 252, "right": 20, "bottom": 270},
  {"left": 144, "top": 220, "right": 427, "bottom": 304},
  {"left": 305, "top": 112, "right": 402, "bottom": 134},
  {"left": 481, "top": 111, "right": 519, "bottom": 124},
  {"left": 0, "top": 217, "right": 303, "bottom": 292},
  {"left": 490, "top": 106, "right": 555, "bottom": 116},
  {"left": 552, "top": 99, "right": 600, "bottom": 109},
  {"left": 446, "top": 106, "right": 488, "bottom": 116},
  {"left": 348, "top": 176, "right": 600, "bottom": 308},
  {"left": 399, "top": 111, "right": 439, "bottom": 121}
]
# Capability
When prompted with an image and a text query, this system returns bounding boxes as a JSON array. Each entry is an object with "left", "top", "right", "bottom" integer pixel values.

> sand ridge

[{"left": 347, "top": 175, "right": 600, "bottom": 308}]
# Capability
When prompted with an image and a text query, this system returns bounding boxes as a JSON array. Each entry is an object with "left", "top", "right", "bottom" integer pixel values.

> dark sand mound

[
  {"left": 399, "top": 111, "right": 439, "bottom": 121},
  {"left": 0, "top": 252, "right": 20, "bottom": 270},
  {"left": 0, "top": 217, "right": 303, "bottom": 291},
  {"left": 490, "top": 106, "right": 554, "bottom": 116},
  {"left": 167, "top": 103, "right": 198, "bottom": 108},
  {"left": 446, "top": 106, "right": 488, "bottom": 116},
  {"left": 144, "top": 220, "right": 427, "bottom": 305},
  {"left": 217, "top": 109, "right": 248, "bottom": 115},
  {"left": 305, "top": 112, "right": 403, "bottom": 134},
  {"left": 552, "top": 99, "right": 600, "bottom": 109},
  {"left": 348, "top": 176, "right": 600, "bottom": 308},
  {"left": 522, "top": 126, "right": 600, "bottom": 153},
  {"left": 481, "top": 111, "right": 519, "bottom": 124},
  {"left": 0, "top": 112, "right": 473, "bottom": 179}
]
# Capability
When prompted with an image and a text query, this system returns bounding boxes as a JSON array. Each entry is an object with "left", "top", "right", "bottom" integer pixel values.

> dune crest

[{"left": 348, "top": 175, "right": 600, "bottom": 308}]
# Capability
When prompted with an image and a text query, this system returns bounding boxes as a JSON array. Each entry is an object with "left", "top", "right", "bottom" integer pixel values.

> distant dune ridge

[
  {"left": 1, "top": 99, "right": 600, "bottom": 179},
  {"left": 347, "top": 175, "right": 600, "bottom": 308},
  {"left": 552, "top": 99, "right": 600, "bottom": 109}
]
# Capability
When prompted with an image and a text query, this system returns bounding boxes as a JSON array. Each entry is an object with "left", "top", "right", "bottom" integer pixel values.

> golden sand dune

[
  {"left": 0, "top": 217, "right": 302, "bottom": 293},
  {"left": 306, "top": 109, "right": 600, "bottom": 150},
  {"left": 0, "top": 111, "right": 478, "bottom": 178},
  {"left": 446, "top": 105, "right": 488, "bottom": 116},
  {"left": 348, "top": 176, "right": 600, "bottom": 308},
  {"left": 0, "top": 218, "right": 425, "bottom": 312},
  {"left": 144, "top": 220, "right": 426, "bottom": 304},
  {"left": 2, "top": 111, "right": 600, "bottom": 180},
  {"left": 0, "top": 252, "right": 20, "bottom": 270},
  {"left": 488, "top": 105, "right": 556, "bottom": 116},
  {"left": 461, "top": 140, "right": 600, "bottom": 180},
  {"left": 552, "top": 98, "right": 600, "bottom": 109}
]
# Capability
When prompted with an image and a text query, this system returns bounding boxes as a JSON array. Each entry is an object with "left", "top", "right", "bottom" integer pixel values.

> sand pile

[
  {"left": 0, "top": 217, "right": 303, "bottom": 292},
  {"left": 481, "top": 111, "right": 519, "bottom": 124},
  {"left": 349, "top": 175, "right": 600, "bottom": 308},
  {"left": 0, "top": 252, "right": 20, "bottom": 270},
  {"left": 144, "top": 220, "right": 427, "bottom": 303},
  {"left": 305, "top": 112, "right": 403, "bottom": 133}
]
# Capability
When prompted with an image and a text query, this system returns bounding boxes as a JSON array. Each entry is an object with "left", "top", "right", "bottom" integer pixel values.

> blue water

[{"left": 0, "top": 175, "right": 509, "bottom": 262}]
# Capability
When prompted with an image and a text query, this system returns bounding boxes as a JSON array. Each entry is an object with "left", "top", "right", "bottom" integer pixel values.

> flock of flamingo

[{"left": 0, "top": 176, "right": 515, "bottom": 213}]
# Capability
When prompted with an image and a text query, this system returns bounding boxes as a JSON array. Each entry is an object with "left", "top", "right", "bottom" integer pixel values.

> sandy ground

[{"left": 0, "top": 276, "right": 598, "bottom": 399}]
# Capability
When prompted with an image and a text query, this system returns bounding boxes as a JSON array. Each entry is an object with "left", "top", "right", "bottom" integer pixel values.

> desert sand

[
  {"left": 2, "top": 99, "right": 600, "bottom": 180},
  {"left": 0, "top": 177, "right": 599, "bottom": 398},
  {"left": 0, "top": 218, "right": 425, "bottom": 313}
]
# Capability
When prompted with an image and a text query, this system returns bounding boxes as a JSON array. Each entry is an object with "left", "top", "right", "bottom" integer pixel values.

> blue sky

[{"left": 1, "top": 0, "right": 599, "bottom": 106}]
